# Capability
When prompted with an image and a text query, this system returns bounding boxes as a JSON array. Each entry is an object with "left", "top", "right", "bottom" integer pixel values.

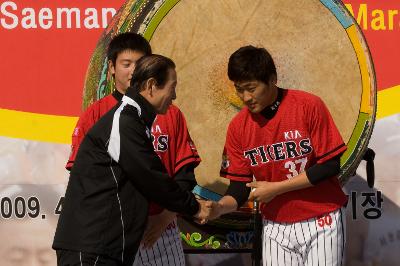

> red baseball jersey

[
  {"left": 220, "top": 89, "right": 347, "bottom": 223},
  {"left": 66, "top": 93, "right": 200, "bottom": 215},
  {"left": 148, "top": 104, "right": 201, "bottom": 215},
  {"left": 66, "top": 92, "right": 120, "bottom": 170}
]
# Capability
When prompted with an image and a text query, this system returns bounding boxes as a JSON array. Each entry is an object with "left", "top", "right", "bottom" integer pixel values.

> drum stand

[
  {"left": 363, "top": 148, "right": 376, "bottom": 188},
  {"left": 252, "top": 201, "right": 262, "bottom": 266}
]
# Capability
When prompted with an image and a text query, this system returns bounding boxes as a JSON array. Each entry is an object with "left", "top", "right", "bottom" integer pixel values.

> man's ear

[
  {"left": 108, "top": 60, "right": 115, "bottom": 75},
  {"left": 269, "top": 74, "right": 277, "bottom": 86},
  {"left": 143, "top": 78, "right": 157, "bottom": 96}
]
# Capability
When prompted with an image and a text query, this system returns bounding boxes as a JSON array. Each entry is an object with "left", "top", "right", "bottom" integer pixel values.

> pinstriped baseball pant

[
  {"left": 262, "top": 207, "right": 346, "bottom": 266},
  {"left": 133, "top": 219, "right": 185, "bottom": 266}
]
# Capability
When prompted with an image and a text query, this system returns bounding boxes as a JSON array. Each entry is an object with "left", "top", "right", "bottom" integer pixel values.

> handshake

[
  {"left": 191, "top": 180, "right": 277, "bottom": 224},
  {"left": 193, "top": 199, "right": 222, "bottom": 224}
]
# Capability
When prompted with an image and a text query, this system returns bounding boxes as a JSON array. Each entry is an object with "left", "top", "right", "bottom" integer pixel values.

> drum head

[{"left": 84, "top": 0, "right": 376, "bottom": 192}]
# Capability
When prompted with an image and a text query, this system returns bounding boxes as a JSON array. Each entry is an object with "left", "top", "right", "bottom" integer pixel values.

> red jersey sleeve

[
  {"left": 220, "top": 119, "right": 253, "bottom": 182},
  {"left": 308, "top": 96, "right": 347, "bottom": 164},
  {"left": 66, "top": 95, "right": 118, "bottom": 170},
  {"left": 173, "top": 108, "right": 201, "bottom": 173},
  {"left": 65, "top": 108, "right": 96, "bottom": 170}
]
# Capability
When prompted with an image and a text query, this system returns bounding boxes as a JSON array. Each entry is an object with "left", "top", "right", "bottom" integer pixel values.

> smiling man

[{"left": 208, "top": 45, "right": 348, "bottom": 266}]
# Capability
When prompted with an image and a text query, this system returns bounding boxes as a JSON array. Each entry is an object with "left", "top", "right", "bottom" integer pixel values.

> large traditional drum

[
  {"left": 83, "top": 0, "right": 376, "bottom": 253},
  {"left": 84, "top": 0, "right": 376, "bottom": 191}
]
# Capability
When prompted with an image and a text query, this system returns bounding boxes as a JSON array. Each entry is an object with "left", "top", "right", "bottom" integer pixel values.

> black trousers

[{"left": 56, "top": 249, "right": 121, "bottom": 266}]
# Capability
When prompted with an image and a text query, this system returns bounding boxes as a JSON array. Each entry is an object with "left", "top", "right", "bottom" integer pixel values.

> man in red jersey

[
  {"left": 209, "top": 46, "right": 348, "bottom": 266},
  {"left": 66, "top": 33, "right": 201, "bottom": 266},
  {"left": 66, "top": 33, "right": 151, "bottom": 170}
]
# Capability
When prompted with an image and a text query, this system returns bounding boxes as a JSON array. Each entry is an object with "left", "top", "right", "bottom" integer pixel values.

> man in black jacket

[{"left": 53, "top": 54, "right": 212, "bottom": 266}]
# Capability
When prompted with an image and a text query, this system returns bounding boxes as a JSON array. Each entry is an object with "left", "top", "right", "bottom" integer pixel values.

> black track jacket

[{"left": 53, "top": 91, "right": 199, "bottom": 265}]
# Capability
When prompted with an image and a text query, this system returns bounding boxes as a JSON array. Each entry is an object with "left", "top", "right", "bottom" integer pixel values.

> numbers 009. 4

[{"left": 0, "top": 196, "right": 40, "bottom": 219}]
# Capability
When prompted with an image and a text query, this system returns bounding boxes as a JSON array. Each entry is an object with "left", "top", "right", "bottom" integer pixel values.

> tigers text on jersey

[
  {"left": 220, "top": 89, "right": 347, "bottom": 223},
  {"left": 152, "top": 105, "right": 200, "bottom": 176}
]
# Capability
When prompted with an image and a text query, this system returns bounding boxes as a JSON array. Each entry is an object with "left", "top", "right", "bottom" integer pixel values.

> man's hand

[
  {"left": 193, "top": 199, "right": 214, "bottom": 224},
  {"left": 142, "top": 210, "right": 176, "bottom": 249},
  {"left": 208, "top": 201, "right": 223, "bottom": 220},
  {"left": 247, "top": 173, "right": 313, "bottom": 203},
  {"left": 247, "top": 181, "right": 281, "bottom": 203}
]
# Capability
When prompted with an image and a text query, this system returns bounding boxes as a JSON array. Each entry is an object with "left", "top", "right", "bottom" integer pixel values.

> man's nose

[{"left": 243, "top": 91, "right": 252, "bottom": 103}]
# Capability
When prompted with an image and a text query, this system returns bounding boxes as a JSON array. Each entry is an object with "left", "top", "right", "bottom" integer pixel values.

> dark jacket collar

[
  {"left": 112, "top": 90, "right": 124, "bottom": 101},
  {"left": 126, "top": 90, "right": 157, "bottom": 128}
]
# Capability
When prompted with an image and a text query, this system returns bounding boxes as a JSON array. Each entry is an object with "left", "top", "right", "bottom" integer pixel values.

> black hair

[
  {"left": 228, "top": 45, "right": 277, "bottom": 84},
  {"left": 107, "top": 33, "right": 152, "bottom": 66},
  {"left": 129, "top": 54, "right": 176, "bottom": 92}
]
